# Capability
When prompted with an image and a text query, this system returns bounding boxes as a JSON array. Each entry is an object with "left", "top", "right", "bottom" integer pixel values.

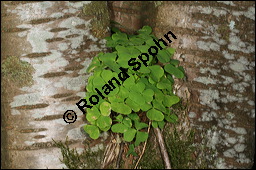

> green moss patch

[
  {"left": 138, "top": 130, "right": 165, "bottom": 169},
  {"left": 1, "top": 56, "right": 34, "bottom": 87},
  {"left": 164, "top": 127, "right": 196, "bottom": 169},
  {"left": 53, "top": 138, "right": 104, "bottom": 169}
]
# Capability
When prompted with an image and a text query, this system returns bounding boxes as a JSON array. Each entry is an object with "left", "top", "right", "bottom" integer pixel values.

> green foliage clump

[{"left": 83, "top": 26, "right": 185, "bottom": 155}]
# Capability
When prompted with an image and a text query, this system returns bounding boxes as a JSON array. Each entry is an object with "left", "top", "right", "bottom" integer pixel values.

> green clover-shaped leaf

[
  {"left": 146, "top": 108, "right": 164, "bottom": 121},
  {"left": 111, "top": 102, "right": 132, "bottom": 115},
  {"left": 83, "top": 125, "right": 100, "bottom": 139},
  {"left": 100, "top": 101, "right": 111, "bottom": 116},
  {"left": 124, "top": 128, "right": 137, "bottom": 142},
  {"left": 111, "top": 123, "right": 128, "bottom": 133}
]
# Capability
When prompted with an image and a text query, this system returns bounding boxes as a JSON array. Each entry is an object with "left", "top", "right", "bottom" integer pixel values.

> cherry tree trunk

[
  {"left": 109, "top": 1, "right": 255, "bottom": 168},
  {"left": 1, "top": 1, "right": 109, "bottom": 168}
]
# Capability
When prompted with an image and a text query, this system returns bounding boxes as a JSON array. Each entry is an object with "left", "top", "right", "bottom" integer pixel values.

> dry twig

[{"left": 154, "top": 127, "right": 171, "bottom": 169}]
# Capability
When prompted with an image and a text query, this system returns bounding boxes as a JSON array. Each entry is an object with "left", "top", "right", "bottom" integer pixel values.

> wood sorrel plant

[{"left": 83, "top": 26, "right": 185, "bottom": 155}]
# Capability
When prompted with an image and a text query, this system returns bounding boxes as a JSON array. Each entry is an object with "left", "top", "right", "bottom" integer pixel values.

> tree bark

[
  {"left": 1, "top": 1, "right": 110, "bottom": 168},
  {"left": 143, "top": 1, "right": 255, "bottom": 168}
]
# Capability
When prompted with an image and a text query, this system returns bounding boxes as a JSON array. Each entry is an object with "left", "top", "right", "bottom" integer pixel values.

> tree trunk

[
  {"left": 109, "top": 1, "right": 255, "bottom": 168},
  {"left": 1, "top": 1, "right": 109, "bottom": 168},
  {"left": 151, "top": 1, "right": 255, "bottom": 169}
]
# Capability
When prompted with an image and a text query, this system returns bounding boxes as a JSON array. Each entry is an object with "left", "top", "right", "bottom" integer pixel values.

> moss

[
  {"left": 53, "top": 138, "right": 105, "bottom": 169},
  {"left": 164, "top": 127, "right": 196, "bottom": 169},
  {"left": 83, "top": 1, "right": 110, "bottom": 39},
  {"left": 138, "top": 130, "right": 165, "bottom": 169},
  {"left": 1, "top": 56, "right": 34, "bottom": 87}
]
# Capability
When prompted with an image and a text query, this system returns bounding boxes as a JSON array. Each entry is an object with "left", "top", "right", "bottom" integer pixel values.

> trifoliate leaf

[
  {"left": 129, "top": 91, "right": 145, "bottom": 105},
  {"left": 146, "top": 108, "right": 164, "bottom": 121},
  {"left": 135, "top": 131, "right": 148, "bottom": 146},
  {"left": 152, "top": 121, "right": 158, "bottom": 128},
  {"left": 142, "top": 89, "right": 154, "bottom": 102},
  {"left": 112, "top": 32, "right": 128, "bottom": 41},
  {"left": 100, "top": 101, "right": 111, "bottom": 116},
  {"left": 127, "top": 113, "right": 140, "bottom": 121},
  {"left": 138, "top": 25, "right": 152, "bottom": 35},
  {"left": 111, "top": 123, "right": 128, "bottom": 133},
  {"left": 123, "top": 117, "right": 132, "bottom": 128},
  {"left": 152, "top": 100, "right": 166, "bottom": 113},
  {"left": 99, "top": 53, "right": 117, "bottom": 62},
  {"left": 164, "top": 64, "right": 184, "bottom": 79},
  {"left": 135, "top": 121, "right": 148, "bottom": 130},
  {"left": 86, "top": 107, "right": 101, "bottom": 122},
  {"left": 96, "top": 115, "right": 112, "bottom": 131},
  {"left": 125, "top": 98, "right": 140, "bottom": 112},
  {"left": 129, "top": 37, "right": 145, "bottom": 45},
  {"left": 170, "top": 59, "right": 180, "bottom": 66},
  {"left": 111, "top": 102, "right": 131, "bottom": 115},
  {"left": 165, "top": 114, "right": 178, "bottom": 123},
  {"left": 163, "top": 95, "right": 180, "bottom": 107},
  {"left": 166, "top": 47, "right": 175, "bottom": 55},
  {"left": 127, "top": 144, "right": 138, "bottom": 156},
  {"left": 83, "top": 125, "right": 100, "bottom": 139},
  {"left": 157, "top": 76, "right": 173, "bottom": 90},
  {"left": 115, "top": 115, "right": 123, "bottom": 122},
  {"left": 124, "top": 128, "right": 137, "bottom": 142},
  {"left": 101, "top": 70, "right": 113, "bottom": 82},
  {"left": 157, "top": 50, "right": 170, "bottom": 63},
  {"left": 157, "top": 121, "right": 165, "bottom": 130},
  {"left": 131, "top": 82, "right": 145, "bottom": 93},
  {"left": 149, "top": 65, "right": 164, "bottom": 82},
  {"left": 140, "top": 102, "right": 152, "bottom": 111}
]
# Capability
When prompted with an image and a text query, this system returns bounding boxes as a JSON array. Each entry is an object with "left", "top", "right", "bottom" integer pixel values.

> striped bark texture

[
  {"left": 109, "top": 1, "right": 255, "bottom": 168},
  {"left": 1, "top": 1, "right": 109, "bottom": 168}
]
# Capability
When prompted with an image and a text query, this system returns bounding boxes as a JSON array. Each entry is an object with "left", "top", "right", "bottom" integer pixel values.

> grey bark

[{"left": 1, "top": 1, "right": 109, "bottom": 168}]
